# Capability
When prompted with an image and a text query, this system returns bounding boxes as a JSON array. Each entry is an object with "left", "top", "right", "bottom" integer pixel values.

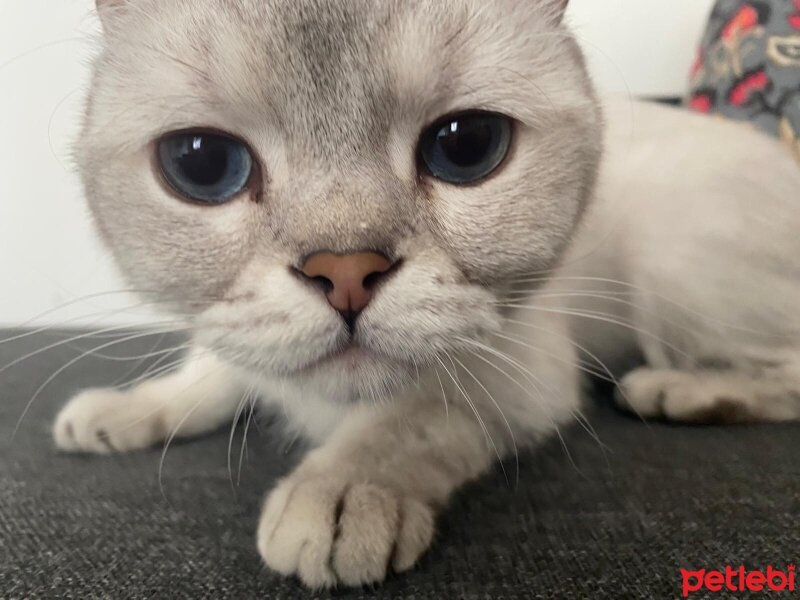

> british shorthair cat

[{"left": 53, "top": 0, "right": 800, "bottom": 588}]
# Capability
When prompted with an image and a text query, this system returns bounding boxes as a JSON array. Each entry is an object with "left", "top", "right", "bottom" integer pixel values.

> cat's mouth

[{"left": 299, "top": 340, "right": 380, "bottom": 374}]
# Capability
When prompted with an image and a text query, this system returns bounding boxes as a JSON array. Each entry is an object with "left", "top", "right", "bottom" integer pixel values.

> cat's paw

[
  {"left": 257, "top": 473, "right": 435, "bottom": 588},
  {"left": 615, "top": 368, "right": 754, "bottom": 423},
  {"left": 53, "top": 388, "right": 166, "bottom": 453}
]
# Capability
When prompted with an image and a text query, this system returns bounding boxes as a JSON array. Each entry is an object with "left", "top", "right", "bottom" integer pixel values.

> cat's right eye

[{"left": 157, "top": 131, "right": 253, "bottom": 204}]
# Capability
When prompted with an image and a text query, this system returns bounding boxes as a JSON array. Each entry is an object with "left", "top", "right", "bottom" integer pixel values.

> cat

[{"left": 52, "top": 0, "right": 800, "bottom": 589}]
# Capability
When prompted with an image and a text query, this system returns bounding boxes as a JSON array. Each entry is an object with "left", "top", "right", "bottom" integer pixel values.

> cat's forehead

[
  {"left": 97, "top": 0, "right": 573, "bottom": 159},
  {"left": 199, "top": 0, "right": 480, "bottom": 155},
  {"left": 218, "top": 1, "right": 419, "bottom": 152}
]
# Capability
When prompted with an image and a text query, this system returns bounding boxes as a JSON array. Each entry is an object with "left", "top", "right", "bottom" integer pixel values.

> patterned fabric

[{"left": 688, "top": 0, "right": 800, "bottom": 161}]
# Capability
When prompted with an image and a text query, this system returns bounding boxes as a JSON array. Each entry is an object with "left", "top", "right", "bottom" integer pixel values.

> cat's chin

[
  {"left": 298, "top": 343, "right": 407, "bottom": 379},
  {"left": 298, "top": 342, "right": 377, "bottom": 373},
  {"left": 285, "top": 341, "right": 420, "bottom": 402}
]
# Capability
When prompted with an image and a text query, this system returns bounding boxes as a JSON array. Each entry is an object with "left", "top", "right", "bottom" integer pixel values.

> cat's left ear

[{"left": 551, "top": 0, "right": 569, "bottom": 24}]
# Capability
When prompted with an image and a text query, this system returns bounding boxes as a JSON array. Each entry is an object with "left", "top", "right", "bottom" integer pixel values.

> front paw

[
  {"left": 257, "top": 473, "right": 435, "bottom": 588},
  {"left": 53, "top": 388, "right": 166, "bottom": 454}
]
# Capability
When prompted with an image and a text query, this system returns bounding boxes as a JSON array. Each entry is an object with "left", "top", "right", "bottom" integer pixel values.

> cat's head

[{"left": 79, "top": 0, "right": 601, "bottom": 401}]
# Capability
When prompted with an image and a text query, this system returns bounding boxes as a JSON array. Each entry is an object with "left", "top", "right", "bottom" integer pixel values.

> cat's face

[{"left": 80, "top": 0, "right": 601, "bottom": 401}]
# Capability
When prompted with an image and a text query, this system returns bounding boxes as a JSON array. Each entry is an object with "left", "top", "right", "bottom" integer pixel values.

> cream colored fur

[{"left": 53, "top": 0, "right": 800, "bottom": 589}]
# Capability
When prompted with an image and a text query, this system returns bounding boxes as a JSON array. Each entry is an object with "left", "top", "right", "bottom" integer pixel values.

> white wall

[
  {"left": 566, "top": 0, "right": 716, "bottom": 97},
  {"left": 0, "top": 0, "right": 158, "bottom": 329},
  {"left": 0, "top": 0, "right": 715, "bottom": 328}
]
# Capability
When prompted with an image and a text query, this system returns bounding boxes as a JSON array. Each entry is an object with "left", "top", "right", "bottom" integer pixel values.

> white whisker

[
  {"left": 0, "top": 321, "right": 189, "bottom": 379},
  {"left": 457, "top": 340, "right": 588, "bottom": 477},
  {"left": 237, "top": 391, "right": 258, "bottom": 487},
  {"left": 506, "top": 275, "right": 792, "bottom": 339},
  {"left": 11, "top": 326, "right": 189, "bottom": 439},
  {"left": 434, "top": 353, "right": 505, "bottom": 477},
  {"left": 452, "top": 355, "right": 519, "bottom": 486},
  {"left": 496, "top": 304, "right": 693, "bottom": 362}
]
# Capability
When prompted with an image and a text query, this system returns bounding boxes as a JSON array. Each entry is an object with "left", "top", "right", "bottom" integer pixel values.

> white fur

[
  {"left": 562, "top": 98, "right": 800, "bottom": 421},
  {"left": 55, "top": 96, "right": 800, "bottom": 586},
  {"left": 53, "top": 0, "right": 800, "bottom": 589}
]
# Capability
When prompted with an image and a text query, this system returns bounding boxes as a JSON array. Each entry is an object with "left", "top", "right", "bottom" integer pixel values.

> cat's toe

[
  {"left": 257, "top": 476, "right": 340, "bottom": 588},
  {"left": 615, "top": 368, "right": 678, "bottom": 418},
  {"left": 331, "top": 484, "right": 432, "bottom": 586},
  {"left": 391, "top": 496, "right": 436, "bottom": 573},
  {"left": 53, "top": 388, "right": 165, "bottom": 454},
  {"left": 616, "top": 368, "right": 756, "bottom": 423},
  {"left": 257, "top": 475, "right": 434, "bottom": 588}
]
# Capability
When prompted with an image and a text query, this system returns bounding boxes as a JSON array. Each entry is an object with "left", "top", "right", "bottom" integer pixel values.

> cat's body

[
  {"left": 565, "top": 98, "right": 800, "bottom": 422},
  {"left": 52, "top": 0, "right": 800, "bottom": 588}
]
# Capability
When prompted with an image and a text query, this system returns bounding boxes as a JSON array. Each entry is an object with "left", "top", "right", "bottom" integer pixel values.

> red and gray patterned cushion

[{"left": 688, "top": 0, "right": 800, "bottom": 160}]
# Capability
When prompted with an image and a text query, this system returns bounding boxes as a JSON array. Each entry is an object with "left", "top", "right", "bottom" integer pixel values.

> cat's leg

[
  {"left": 53, "top": 348, "right": 246, "bottom": 453},
  {"left": 616, "top": 365, "right": 800, "bottom": 423},
  {"left": 255, "top": 394, "right": 497, "bottom": 588},
  {"left": 256, "top": 324, "right": 582, "bottom": 588}
]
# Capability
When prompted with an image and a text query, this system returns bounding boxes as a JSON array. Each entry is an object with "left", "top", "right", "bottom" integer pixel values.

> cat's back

[
  {"left": 599, "top": 97, "right": 799, "bottom": 210},
  {"left": 560, "top": 97, "right": 800, "bottom": 365},
  {"left": 584, "top": 96, "right": 800, "bottom": 265}
]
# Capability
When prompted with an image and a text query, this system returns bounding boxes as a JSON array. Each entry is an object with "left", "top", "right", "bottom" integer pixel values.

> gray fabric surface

[{"left": 1, "top": 329, "right": 798, "bottom": 599}]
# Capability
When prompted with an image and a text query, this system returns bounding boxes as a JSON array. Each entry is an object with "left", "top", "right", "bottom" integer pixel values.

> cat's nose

[{"left": 299, "top": 251, "right": 395, "bottom": 319}]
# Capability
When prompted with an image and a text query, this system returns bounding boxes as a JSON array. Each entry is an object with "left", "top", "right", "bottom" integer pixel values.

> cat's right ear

[{"left": 95, "top": 0, "right": 127, "bottom": 31}]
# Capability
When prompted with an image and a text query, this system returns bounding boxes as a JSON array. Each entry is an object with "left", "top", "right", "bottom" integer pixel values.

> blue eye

[
  {"left": 419, "top": 112, "right": 512, "bottom": 184},
  {"left": 158, "top": 131, "right": 253, "bottom": 204}
]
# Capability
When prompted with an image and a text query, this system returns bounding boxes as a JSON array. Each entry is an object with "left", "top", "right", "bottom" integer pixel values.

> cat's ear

[
  {"left": 550, "top": 0, "right": 570, "bottom": 24},
  {"left": 95, "top": 0, "right": 128, "bottom": 31}
]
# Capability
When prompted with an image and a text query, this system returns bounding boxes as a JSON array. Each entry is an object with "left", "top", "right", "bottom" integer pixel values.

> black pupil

[
  {"left": 436, "top": 118, "right": 493, "bottom": 167},
  {"left": 176, "top": 136, "right": 228, "bottom": 186}
]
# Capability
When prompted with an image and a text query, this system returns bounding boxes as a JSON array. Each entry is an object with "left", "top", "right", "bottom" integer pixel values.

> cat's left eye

[
  {"left": 418, "top": 111, "right": 512, "bottom": 184},
  {"left": 157, "top": 131, "right": 253, "bottom": 204}
]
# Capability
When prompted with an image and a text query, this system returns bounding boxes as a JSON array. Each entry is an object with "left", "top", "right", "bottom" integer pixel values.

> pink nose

[{"left": 300, "top": 251, "right": 394, "bottom": 315}]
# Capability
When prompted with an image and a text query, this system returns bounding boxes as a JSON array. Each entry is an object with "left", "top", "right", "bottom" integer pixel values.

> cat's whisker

[
  {"left": 445, "top": 350, "right": 511, "bottom": 486},
  {"left": 502, "top": 289, "right": 638, "bottom": 300},
  {"left": 433, "top": 366, "right": 450, "bottom": 421},
  {"left": 108, "top": 333, "right": 178, "bottom": 387},
  {"left": 0, "top": 321, "right": 189, "bottom": 380},
  {"left": 411, "top": 356, "right": 422, "bottom": 391},
  {"left": 505, "top": 275, "right": 795, "bottom": 339},
  {"left": 435, "top": 353, "right": 505, "bottom": 479},
  {"left": 102, "top": 356, "right": 221, "bottom": 437},
  {"left": 228, "top": 383, "right": 255, "bottom": 494},
  {"left": 11, "top": 325, "right": 189, "bottom": 439},
  {"left": 68, "top": 342, "right": 193, "bottom": 363},
  {"left": 457, "top": 340, "right": 588, "bottom": 477},
  {"left": 572, "top": 409, "right": 612, "bottom": 469},
  {"left": 103, "top": 353, "right": 225, "bottom": 437},
  {"left": 158, "top": 394, "right": 213, "bottom": 501},
  {"left": 0, "top": 37, "right": 93, "bottom": 75},
  {"left": 0, "top": 291, "right": 200, "bottom": 347},
  {"left": 451, "top": 355, "right": 519, "bottom": 487},
  {"left": 497, "top": 318, "right": 637, "bottom": 411},
  {"left": 463, "top": 334, "right": 609, "bottom": 455},
  {"left": 237, "top": 390, "right": 259, "bottom": 488},
  {"left": 114, "top": 350, "right": 201, "bottom": 392},
  {"left": 496, "top": 303, "right": 694, "bottom": 362},
  {"left": 491, "top": 330, "right": 612, "bottom": 383},
  {"left": 47, "top": 86, "right": 85, "bottom": 171},
  {"left": 156, "top": 355, "right": 247, "bottom": 499}
]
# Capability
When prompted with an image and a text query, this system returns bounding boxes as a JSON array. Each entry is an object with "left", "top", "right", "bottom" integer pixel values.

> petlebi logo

[{"left": 681, "top": 565, "right": 796, "bottom": 597}]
